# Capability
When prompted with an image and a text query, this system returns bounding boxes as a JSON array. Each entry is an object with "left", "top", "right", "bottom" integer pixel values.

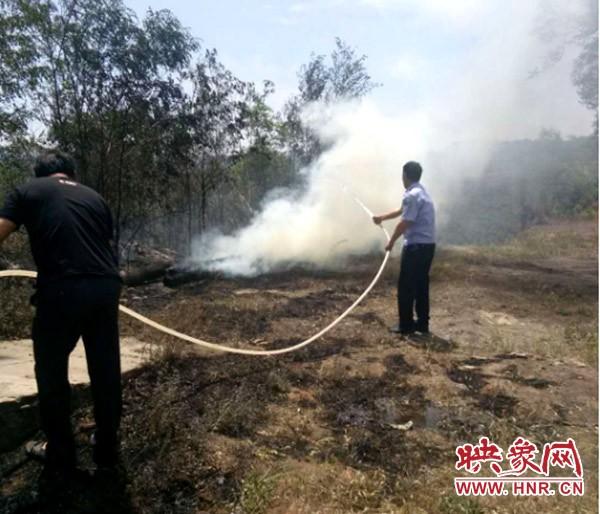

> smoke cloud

[{"left": 191, "top": 0, "right": 594, "bottom": 276}]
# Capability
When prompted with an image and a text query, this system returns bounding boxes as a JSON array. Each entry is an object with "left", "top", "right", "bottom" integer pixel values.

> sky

[{"left": 124, "top": 0, "right": 594, "bottom": 139}]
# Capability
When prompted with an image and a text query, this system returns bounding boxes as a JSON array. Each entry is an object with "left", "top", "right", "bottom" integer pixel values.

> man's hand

[
  {"left": 372, "top": 208, "right": 402, "bottom": 226},
  {"left": 384, "top": 218, "right": 413, "bottom": 253},
  {"left": 0, "top": 218, "right": 16, "bottom": 245}
]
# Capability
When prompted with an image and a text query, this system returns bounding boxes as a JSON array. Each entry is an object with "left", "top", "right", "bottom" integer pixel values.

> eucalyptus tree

[
  {"left": 0, "top": 0, "right": 199, "bottom": 246},
  {"left": 283, "top": 37, "right": 379, "bottom": 165}
]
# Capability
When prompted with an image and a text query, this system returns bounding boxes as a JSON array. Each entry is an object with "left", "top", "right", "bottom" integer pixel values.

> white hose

[{"left": 0, "top": 198, "right": 391, "bottom": 356}]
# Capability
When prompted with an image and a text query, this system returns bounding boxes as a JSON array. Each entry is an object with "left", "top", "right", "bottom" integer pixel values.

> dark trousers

[
  {"left": 32, "top": 276, "right": 122, "bottom": 469},
  {"left": 397, "top": 243, "right": 435, "bottom": 332}
]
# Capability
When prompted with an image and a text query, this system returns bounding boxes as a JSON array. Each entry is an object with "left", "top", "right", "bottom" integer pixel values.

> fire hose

[{"left": 0, "top": 197, "right": 391, "bottom": 356}]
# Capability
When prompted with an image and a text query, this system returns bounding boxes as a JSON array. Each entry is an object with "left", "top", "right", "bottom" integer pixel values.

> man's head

[
  {"left": 402, "top": 161, "right": 422, "bottom": 188},
  {"left": 34, "top": 151, "right": 76, "bottom": 179}
]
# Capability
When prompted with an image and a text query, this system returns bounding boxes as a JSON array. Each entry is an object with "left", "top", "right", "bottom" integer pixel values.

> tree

[
  {"left": 179, "top": 49, "right": 249, "bottom": 242},
  {"left": 283, "top": 38, "right": 379, "bottom": 165},
  {"left": 0, "top": 0, "right": 199, "bottom": 247},
  {"left": 229, "top": 81, "right": 298, "bottom": 221},
  {"left": 297, "top": 38, "right": 379, "bottom": 104},
  {"left": 532, "top": 0, "right": 598, "bottom": 133},
  {"left": 0, "top": 137, "right": 36, "bottom": 199},
  {"left": 571, "top": 0, "right": 598, "bottom": 131},
  {"left": 0, "top": 0, "right": 47, "bottom": 139},
  {"left": 0, "top": 4, "right": 381, "bottom": 256}
]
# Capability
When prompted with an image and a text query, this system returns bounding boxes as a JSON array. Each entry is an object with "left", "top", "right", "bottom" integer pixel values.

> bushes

[{"left": 0, "top": 278, "right": 34, "bottom": 340}]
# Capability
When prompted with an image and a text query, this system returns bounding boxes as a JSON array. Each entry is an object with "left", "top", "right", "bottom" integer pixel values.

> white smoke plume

[
  {"left": 191, "top": 0, "right": 594, "bottom": 276},
  {"left": 193, "top": 102, "right": 429, "bottom": 275}
]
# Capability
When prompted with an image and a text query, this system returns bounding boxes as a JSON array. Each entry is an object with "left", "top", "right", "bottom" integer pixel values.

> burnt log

[
  {"left": 163, "top": 266, "right": 221, "bottom": 287},
  {"left": 122, "top": 261, "right": 173, "bottom": 286},
  {"left": 120, "top": 243, "right": 177, "bottom": 286}
]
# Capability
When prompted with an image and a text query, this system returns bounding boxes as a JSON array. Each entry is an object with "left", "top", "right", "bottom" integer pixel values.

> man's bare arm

[
  {"left": 385, "top": 219, "right": 413, "bottom": 252},
  {"left": 372, "top": 207, "right": 402, "bottom": 225},
  {"left": 0, "top": 218, "right": 17, "bottom": 245}
]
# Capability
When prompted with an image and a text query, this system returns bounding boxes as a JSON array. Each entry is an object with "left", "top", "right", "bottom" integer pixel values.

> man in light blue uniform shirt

[{"left": 373, "top": 161, "right": 436, "bottom": 335}]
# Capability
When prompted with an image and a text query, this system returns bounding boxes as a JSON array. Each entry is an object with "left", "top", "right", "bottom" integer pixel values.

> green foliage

[
  {"left": 297, "top": 37, "right": 379, "bottom": 104},
  {"left": 572, "top": 0, "right": 598, "bottom": 120},
  {"left": 0, "top": 1, "right": 311, "bottom": 253},
  {"left": 533, "top": 0, "right": 598, "bottom": 132},
  {"left": 0, "top": 140, "right": 34, "bottom": 199},
  {"left": 0, "top": 0, "right": 203, "bottom": 247},
  {"left": 238, "top": 471, "right": 279, "bottom": 514},
  {"left": 0, "top": 3, "right": 384, "bottom": 252},
  {"left": 283, "top": 37, "right": 379, "bottom": 165},
  {"left": 0, "top": 0, "right": 43, "bottom": 138}
]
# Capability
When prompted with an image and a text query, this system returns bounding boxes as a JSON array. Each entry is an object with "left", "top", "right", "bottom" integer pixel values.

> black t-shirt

[{"left": 0, "top": 176, "right": 120, "bottom": 286}]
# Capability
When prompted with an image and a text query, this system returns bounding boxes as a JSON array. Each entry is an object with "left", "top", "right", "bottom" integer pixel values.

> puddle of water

[
  {"left": 335, "top": 398, "right": 450, "bottom": 430},
  {"left": 375, "top": 398, "right": 449, "bottom": 429}
]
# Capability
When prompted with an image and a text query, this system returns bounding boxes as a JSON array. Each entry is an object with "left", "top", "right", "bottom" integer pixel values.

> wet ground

[{"left": 0, "top": 220, "right": 597, "bottom": 513}]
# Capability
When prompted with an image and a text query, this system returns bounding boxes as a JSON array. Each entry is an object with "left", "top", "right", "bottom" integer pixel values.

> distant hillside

[{"left": 441, "top": 134, "right": 598, "bottom": 244}]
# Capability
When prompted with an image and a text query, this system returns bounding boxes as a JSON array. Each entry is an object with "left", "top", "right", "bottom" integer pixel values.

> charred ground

[{"left": 0, "top": 219, "right": 597, "bottom": 513}]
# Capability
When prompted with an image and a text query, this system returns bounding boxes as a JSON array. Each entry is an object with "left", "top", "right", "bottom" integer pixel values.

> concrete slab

[{"left": 0, "top": 337, "right": 150, "bottom": 403}]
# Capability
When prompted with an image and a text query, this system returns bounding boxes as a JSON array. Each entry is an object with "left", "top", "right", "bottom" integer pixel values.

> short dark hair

[
  {"left": 34, "top": 151, "right": 76, "bottom": 178},
  {"left": 402, "top": 161, "right": 422, "bottom": 182}
]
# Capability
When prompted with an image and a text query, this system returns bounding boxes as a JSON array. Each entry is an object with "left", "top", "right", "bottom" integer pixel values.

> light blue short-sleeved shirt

[{"left": 401, "top": 182, "right": 436, "bottom": 245}]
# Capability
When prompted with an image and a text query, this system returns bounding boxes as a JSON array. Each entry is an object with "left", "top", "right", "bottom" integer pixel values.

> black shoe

[
  {"left": 415, "top": 326, "right": 430, "bottom": 335},
  {"left": 39, "top": 466, "right": 94, "bottom": 496},
  {"left": 91, "top": 431, "right": 120, "bottom": 468},
  {"left": 389, "top": 325, "right": 416, "bottom": 335},
  {"left": 26, "top": 440, "right": 77, "bottom": 472},
  {"left": 92, "top": 463, "right": 122, "bottom": 483},
  {"left": 93, "top": 446, "right": 119, "bottom": 469}
]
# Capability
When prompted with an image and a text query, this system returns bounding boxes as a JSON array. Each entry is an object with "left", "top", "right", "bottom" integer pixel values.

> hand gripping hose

[{"left": 0, "top": 197, "right": 391, "bottom": 356}]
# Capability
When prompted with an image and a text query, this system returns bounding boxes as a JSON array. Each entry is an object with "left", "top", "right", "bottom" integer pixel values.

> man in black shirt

[{"left": 0, "top": 151, "right": 122, "bottom": 475}]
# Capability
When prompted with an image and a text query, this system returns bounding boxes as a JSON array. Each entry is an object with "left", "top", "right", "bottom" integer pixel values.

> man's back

[
  {"left": 0, "top": 152, "right": 124, "bottom": 473},
  {"left": 0, "top": 176, "right": 119, "bottom": 286}
]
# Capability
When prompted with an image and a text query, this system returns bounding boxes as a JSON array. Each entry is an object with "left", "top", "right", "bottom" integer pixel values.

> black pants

[
  {"left": 32, "top": 276, "right": 122, "bottom": 469},
  {"left": 397, "top": 244, "right": 435, "bottom": 332}
]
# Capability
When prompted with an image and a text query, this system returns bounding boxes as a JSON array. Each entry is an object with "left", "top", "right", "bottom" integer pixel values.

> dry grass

[
  {"left": 236, "top": 470, "right": 280, "bottom": 514},
  {"left": 463, "top": 219, "right": 597, "bottom": 262},
  {"left": 0, "top": 220, "right": 597, "bottom": 514}
]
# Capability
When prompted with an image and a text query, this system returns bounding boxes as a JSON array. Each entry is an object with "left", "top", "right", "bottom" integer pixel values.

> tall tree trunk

[
  {"left": 187, "top": 169, "right": 193, "bottom": 252},
  {"left": 200, "top": 171, "right": 207, "bottom": 233},
  {"left": 115, "top": 136, "right": 127, "bottom": 249}
]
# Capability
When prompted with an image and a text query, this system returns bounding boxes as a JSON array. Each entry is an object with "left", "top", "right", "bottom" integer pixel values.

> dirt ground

[{"left": 0, "top": 219, "right": 597, "bottom": 513}]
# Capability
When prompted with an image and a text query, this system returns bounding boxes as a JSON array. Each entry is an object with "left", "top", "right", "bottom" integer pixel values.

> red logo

[{"left": 454, "top": 437, "right": 584, "bottom": 497}]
